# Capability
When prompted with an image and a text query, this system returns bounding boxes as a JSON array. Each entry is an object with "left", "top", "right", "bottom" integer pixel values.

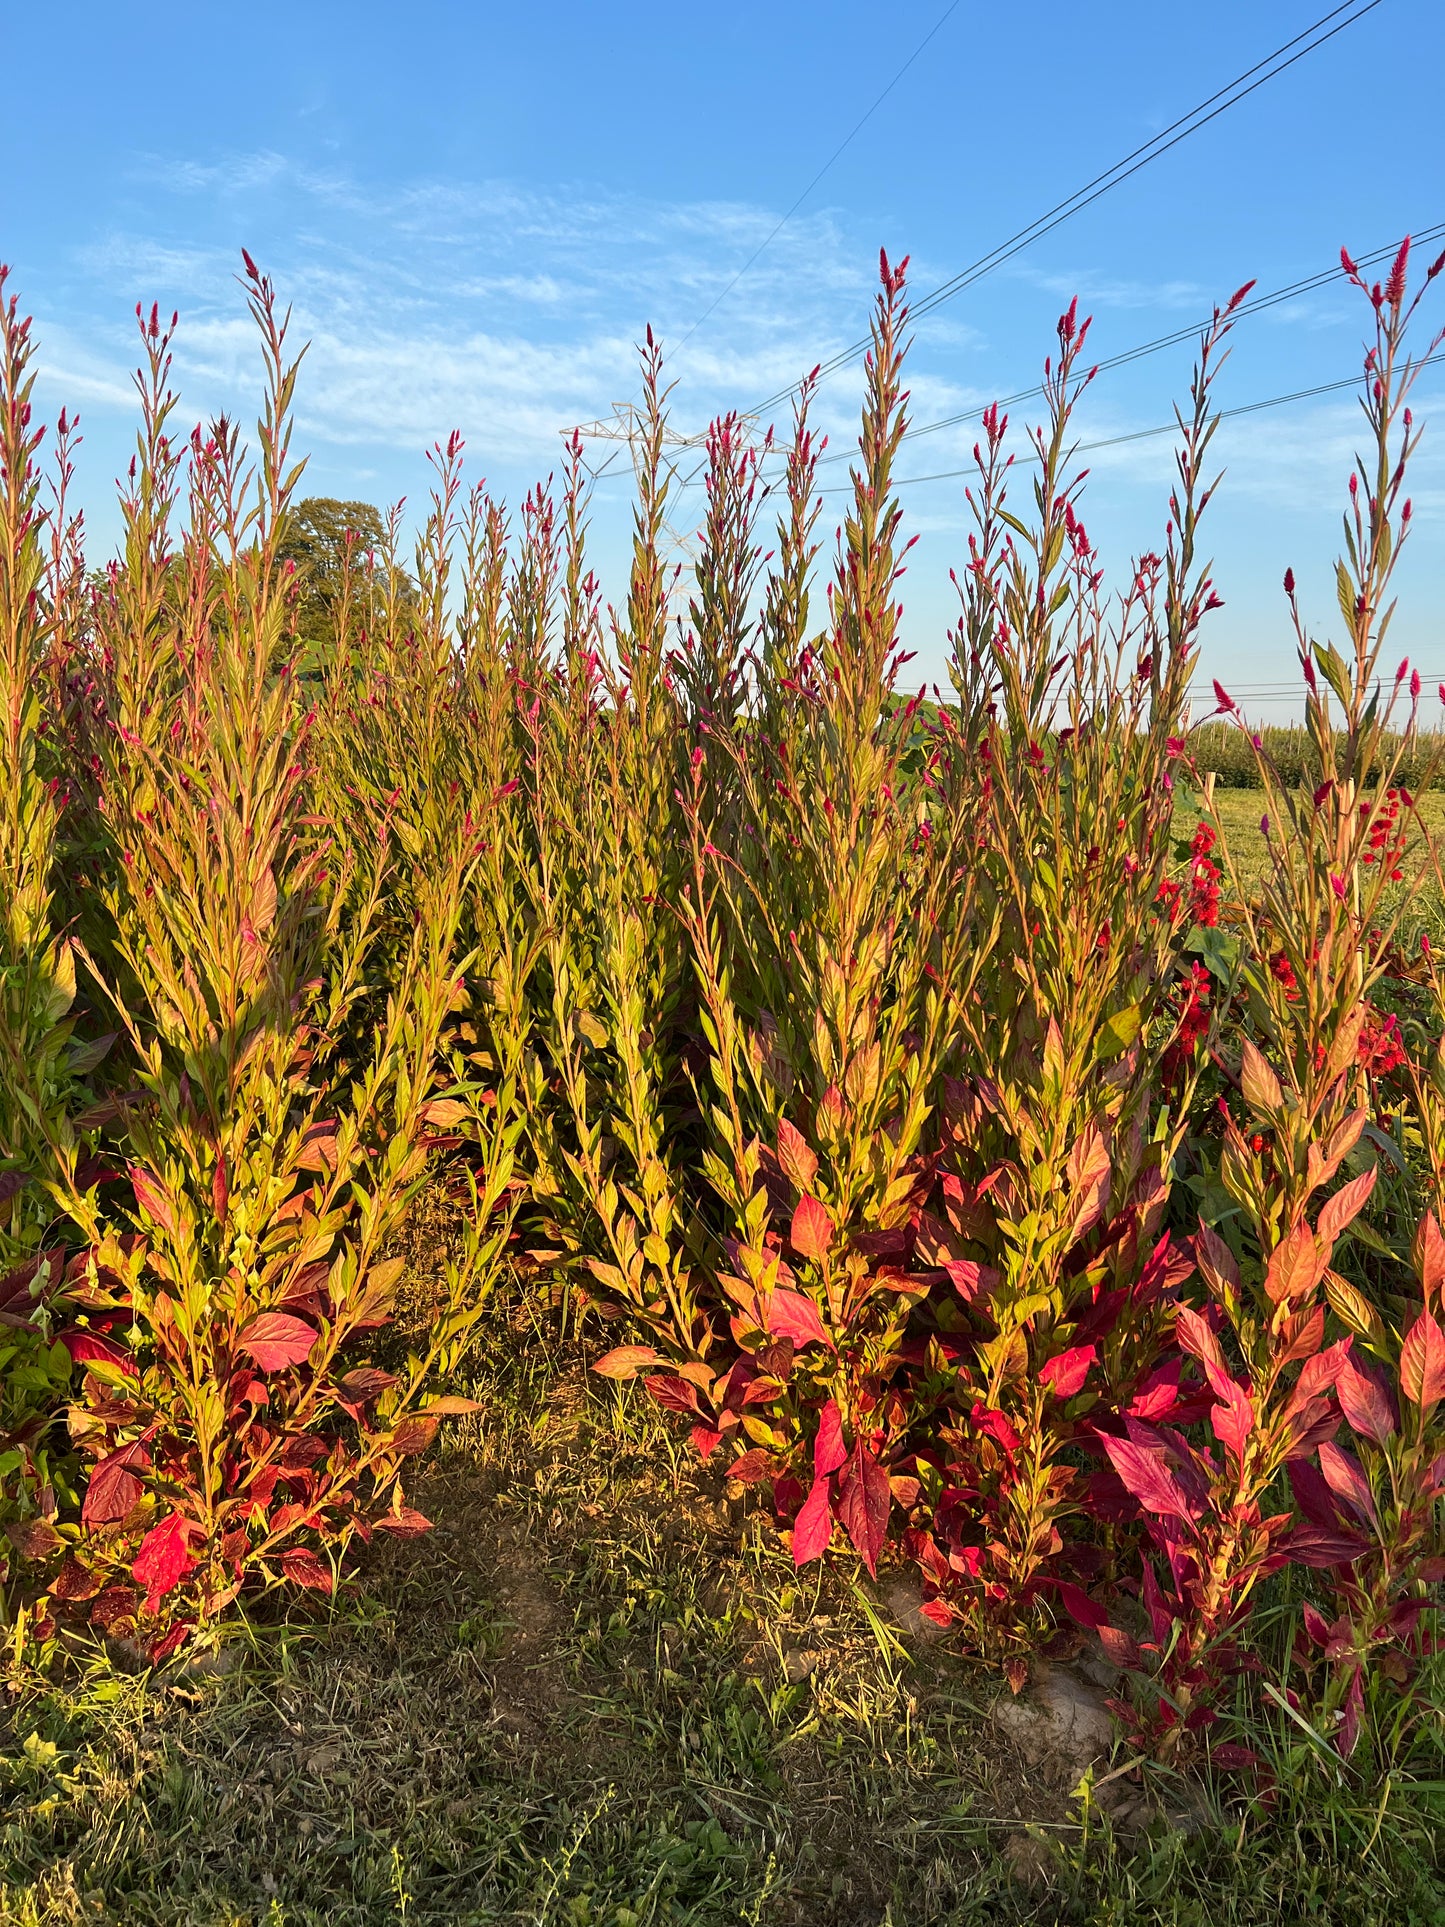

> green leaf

[
  {"left": 1187, "top": 924, "right": 1239, "bottom": 985},
  {"left": 1095, "top": 1003, "right": 1143, "bottom": 1062},
  {"left": 1313, "top": 640, "right": 1352, "bottom": 709}
]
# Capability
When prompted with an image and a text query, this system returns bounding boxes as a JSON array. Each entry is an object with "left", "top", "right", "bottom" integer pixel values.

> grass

[
  {"left": 4, "top": 1199, "right": 1444, "bottom": 1926},
  {"left": 1175, "top": 788, "right": 1445, "bottom": 932}
]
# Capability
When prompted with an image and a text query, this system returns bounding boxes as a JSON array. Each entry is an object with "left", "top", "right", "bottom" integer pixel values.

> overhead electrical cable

[
  {"left": 586, "top": 221, "right": 1443, "bottom": 502},
  {"left": 809, "top": 350, "right": 1445, "bottom": 495},
  {"left": 576, "top": 0, "right": 968, "bottom": 484},
  {"left": 746, "top": 0, "right": 1384, "bottom": 419},
  {"left": 667, "top": 0, "right": 967, "bottom": 362},
  {"left": 809, "top": 220, "right": 1445, "bottom": 465}
]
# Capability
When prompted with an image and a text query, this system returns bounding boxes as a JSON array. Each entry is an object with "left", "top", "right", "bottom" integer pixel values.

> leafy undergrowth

[{"left": 3, "top": 1221, "right": 1443, "bottom": 1927}]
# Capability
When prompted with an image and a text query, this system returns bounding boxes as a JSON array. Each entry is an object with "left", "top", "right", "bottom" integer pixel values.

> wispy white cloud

[
  {"left": 53, "top": 151, "right": 890, "bottom": 467},
  {"left": 1009, "top": 261, "right": 1208, "bottom": 312},
  {"left": 27, "top": 144, "right": 1445, "bottom": 612}
]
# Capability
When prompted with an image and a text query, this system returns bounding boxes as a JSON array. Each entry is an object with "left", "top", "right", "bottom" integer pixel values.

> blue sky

[{"left": 5, "top": 0, "right": 1443, "bottom": 714}]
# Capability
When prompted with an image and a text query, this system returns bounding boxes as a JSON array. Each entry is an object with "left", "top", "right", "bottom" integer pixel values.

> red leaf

[
  {"left": 1318, "top": 1167, "right": 1377, "bottom": 1247},
  {"left": 82, "top": 1443, "right": 147, "bottom": 1526},
  {"left": 790, "top": 1195, "right": 835, "bottom": 1262},
  {"left": 1100, "top": 1434, "right": 1194, "bottom": 1522},
  {"left": 809, "top": 1400, "right": 846, "bottom": 1479},
  {"left": 1280, "top": 1522, "right": 1371, "bottom": 1568},
  {"left": 50, "top": 1556, "right": 104, "bottom": 1602},
  {"left": 970, "top": 1402, "right": 1020, "bottom": 1453},
  {"left": 129, "top": 1165, "right": 177, "bottom": 1236},
  {"left": 1335, "top": 1354, "right": 1399, "bottom": 1444},
  {"left": 1195, "top": 1221, "right": 1241, "bottom": 1298},
  {"left": 337, "top": 1366, "right": 398, "bottom": 1404},
  {"left": 1175, "top": 1305, "right": 1231, "bottom": 1399},
  {"left": 944, "top": 1258, "right": 998, "bottom": 1301},
  {"left": 1301, "top": 1601, "right": 1335, "bottom": 1646},
  {"left": 1400, "top": 1310, "right": 1445, "bottom": 1411},
  {"left": 148, "top": 1620, "right": 195, "bottom": 1665},
  {"left": 918, "top": 1597, "right": 953, "bottom": 1628},
  {"left": 1209, "top": 1379, "right": 1255, "bottom": 1467},
  {"left": 1279, "top": 1303, "right": 1326, "bottom": 1368},
  {"left": 1128, "top": 1359, "right": 1187, "bottom": 1421},
  {"left": 1318, "top": 1439, "right": 1378, "bottom": 1528},
  {"left": 1039, "top": 1345, "right": 1095, "bottom": 1400},
  {"left": 389, "top": 1413, "right": 440, "bottom": 1455},
  {"left": 645, "top": 1374, "right": 705, "bottom": 1417},
  {"left": 836, "top": 1439, "right": 891, "bottom": 1577},
  {"left": 1289, "top": 1457, "right": 1343, "bottom": 1530},
  {"left": 1296, "top": 1339, "right": 1352, "bottom": 1403},
  {"left": 59, "top": 1329, "right": 137, "bottom": 1376},
  {"left": 131, "top": 1514, "right": 196, "bottom": 1604},
  {"left": 89, "top": 1583, "right": 140, "bottom": 1632},
  {"left": 592, "top": 1344, "right": 661, "bottom": 1380},
  {"left": 6, "top": 1518, "right": 60, "bottom": 1561},
  {"left": 1055, "top": 1581, "right": 1109, "bottom": 1631},
  {"left": 764, "top": 1287, "right": 834, "bottom": 1351},
  {"left": 238, "top": 1311, "right": 318, "bottom": 1372},
  {"left": 371, "top": 1507, "right": 433, "bottom": 1538},
  {"left": 280, "top": 1547, "right": 334, "bottom": 1592},
  {"left": 690, "top": 1423, "right": 724, "bottom": 1459},
  {"left": 1097, "top": 1623, "right": 1143, "bottom": 1670},
  {"left": 792, "top": 1474, "right": 834, "bottom": 1566},
  {"left": 728, "top": 1448, "right": 773, "bottom": 1484}
]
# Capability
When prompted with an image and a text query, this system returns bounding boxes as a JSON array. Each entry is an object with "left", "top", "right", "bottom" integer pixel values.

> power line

[
  {"left": 587, "top": 222, "right": 1442, "bottom": 502},
  {"left": 811, "top": 220, "right": 1445, "bottom": 466},
  {"left": 572, "top": 3, "right": 969, "bottom": 493},
  {"left": 748, "top": 0, "right": 1383, "bottom": 418},
  {"left": 810, "top": 350, "right": 1445, "bottom": 495},
  {"left": 667, "top": 0, "right": 966, "bottom": 364}
]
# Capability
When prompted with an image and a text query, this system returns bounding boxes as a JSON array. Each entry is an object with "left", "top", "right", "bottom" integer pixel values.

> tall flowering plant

[
  {"left": 32, "top": 262, "right": 523, "bottom": 1660},
  {"left": 902, "top": 292, "right": 1250, "bottom": 1663}
]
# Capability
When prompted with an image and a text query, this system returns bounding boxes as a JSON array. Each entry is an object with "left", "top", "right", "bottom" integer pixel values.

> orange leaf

[
  {"left": 372, "top": 1507, "right": 433, "bottom": 1538},
  {"left": 238, "top": 1311, "right": 318, "bottom": 1372},
  {"left": 776, "top": 1119, "right": 819, "bottom": 1193},
  {"left": 790, "top": 1194, "right": 834, "bottom": 1262},
  {"left": 1400, "top": 1311, "right": 1445, "bottom": 1411},
  {"left": 1264, "top": 1225, "right": 1323, "bottom": 1305},
  {"left": 591, "top": 1345, "right": 660, "bottom": 1380},
  {"left": 280, "top": 1547, "right": 334, "bottom": 1592}
]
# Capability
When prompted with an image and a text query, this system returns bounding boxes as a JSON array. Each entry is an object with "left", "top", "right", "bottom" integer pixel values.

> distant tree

[{"left": 276, "top": 497, "right": 390, "bottom": 660}]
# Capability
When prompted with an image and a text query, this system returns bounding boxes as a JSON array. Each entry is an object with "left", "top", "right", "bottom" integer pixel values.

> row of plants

[
  {"left": 1191, "top": 718, "right": 1445, "bottom": 791},
  {"left": 1, "top": 240, "right": 1443, "bottom": 1784}
]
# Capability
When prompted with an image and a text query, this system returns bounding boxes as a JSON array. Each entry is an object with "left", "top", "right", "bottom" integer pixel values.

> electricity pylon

[{"left": 566, "top": 403, "right": 764, "bottom": 571}]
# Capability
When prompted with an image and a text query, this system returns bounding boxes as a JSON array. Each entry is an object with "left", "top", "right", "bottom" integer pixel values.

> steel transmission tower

[{"left": 566, "top": 403, "right": 765, "bottom": 572}]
